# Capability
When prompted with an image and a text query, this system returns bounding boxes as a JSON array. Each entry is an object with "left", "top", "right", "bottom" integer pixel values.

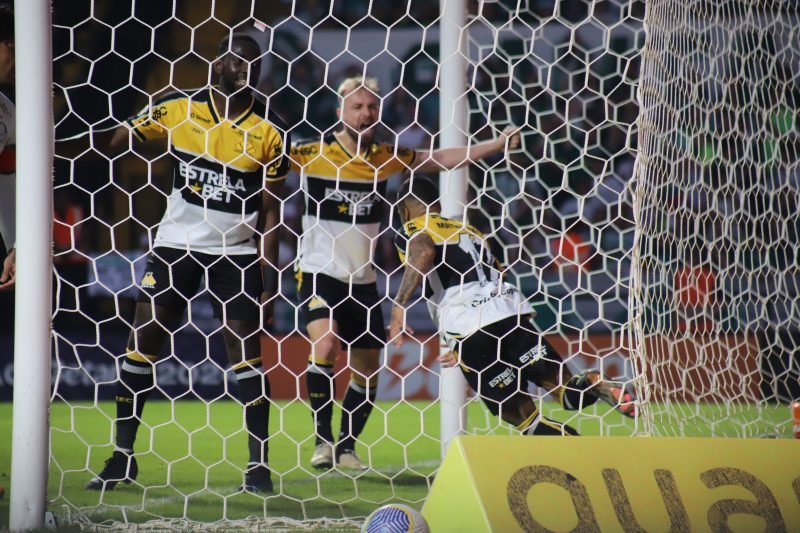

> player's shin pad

[
  {"left": 233, "top": 358, "right": 271, "bottom": 465},
  {"left": 115, "top": 350, "right": 157, "bottom": 451}
]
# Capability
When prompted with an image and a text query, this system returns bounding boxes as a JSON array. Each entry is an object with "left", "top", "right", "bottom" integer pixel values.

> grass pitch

[{"left": 0, "top": 399, "right": 791, "bottom": 530}]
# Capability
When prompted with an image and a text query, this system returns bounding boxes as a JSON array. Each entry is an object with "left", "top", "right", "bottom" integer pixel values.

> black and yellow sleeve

[
  {"left": 126, "top": 94, "right": 180, "bottom": 142},
  {"left": 264, "top": 127, "right": 291, "bottom": 182}
]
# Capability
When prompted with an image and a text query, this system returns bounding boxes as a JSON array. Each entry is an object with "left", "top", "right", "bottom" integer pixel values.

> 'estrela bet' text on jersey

[{"left": 291, "top": 134, "right": 415, "bottom": 284}]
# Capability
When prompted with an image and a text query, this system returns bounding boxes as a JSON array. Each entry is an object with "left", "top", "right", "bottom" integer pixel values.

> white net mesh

[
  {"left": 632, "top": 0, "right": 799, "bottom": 437},
  {"left": 5, "top": 0, "right": 791, "bottom": 529}
]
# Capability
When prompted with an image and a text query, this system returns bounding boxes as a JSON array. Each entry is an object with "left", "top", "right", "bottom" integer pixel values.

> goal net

[
  {"left": 632, "top": 0, "right": 800, "bottom": 437},
  {"left": 4, "top": 0, "right": 792, "bottom": 529}
]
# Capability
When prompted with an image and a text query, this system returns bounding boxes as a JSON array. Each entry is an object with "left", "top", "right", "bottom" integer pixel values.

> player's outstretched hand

[
  {"left": 497, "top": 126, "right": 521, "bottom": 152},
  {"left": 0, "top": 248, "right": 15, "bottom": 292},
  {"left": 436, "top": 351, "right": 458, "bottom": 368},
  {"left": 388, "top": 306, "right": 414, "bottom": 347}
]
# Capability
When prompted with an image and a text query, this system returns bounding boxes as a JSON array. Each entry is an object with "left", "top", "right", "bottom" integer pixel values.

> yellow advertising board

[{"left": 423, "top": 436, "right": 800, "bottom": 532}]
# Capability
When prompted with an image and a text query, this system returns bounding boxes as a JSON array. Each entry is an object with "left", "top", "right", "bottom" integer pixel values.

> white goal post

[{"left": 9, "top": 0, "right": 53, "bottom": 530}]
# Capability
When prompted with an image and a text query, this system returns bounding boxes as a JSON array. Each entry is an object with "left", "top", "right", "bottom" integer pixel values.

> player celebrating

[
  {"left": 58, "top": 33, "right": 289, "bottom": 493},
  {"left": 0, "top": 3, "right": 15, "bottom": 292},
  {"left": 389, "top": 178, "right": 635, "bottom": 436},
  {"left": 290, "top": 76, "right": 519, "bottom": 470}
]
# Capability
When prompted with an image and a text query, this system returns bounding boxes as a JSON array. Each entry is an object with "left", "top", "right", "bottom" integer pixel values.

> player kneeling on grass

[{"left": 388, "top": 178, "right": 635, "bottom": 435}]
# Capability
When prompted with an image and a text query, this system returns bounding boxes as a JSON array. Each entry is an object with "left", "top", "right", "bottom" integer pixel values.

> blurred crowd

[{"left": 43, "top": 0, "right": 798, "bottom": 337}]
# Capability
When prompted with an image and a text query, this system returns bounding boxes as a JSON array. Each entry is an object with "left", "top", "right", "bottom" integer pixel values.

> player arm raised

[
  {"left": 54, "top": 124, "right": 142, "bottom": 159},
  {"left": 56, "top": 91, "right": 175, "bottom": 159},
  {"left": 412, "top": 126, "right": 520, "bottom": 173},
  {"left": 389, "top": 231, "right": 436, "bottom": 346}
]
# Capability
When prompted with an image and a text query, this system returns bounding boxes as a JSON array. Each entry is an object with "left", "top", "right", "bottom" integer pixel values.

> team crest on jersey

[
  {"left": 233, "top": 141, "right": 255, "bottom": 156},
  {"left": 151, "top": 106, "right": 168, "bottom": 120},
  {"left": 308, "top": 296, "right": 329, "bottom": 311},
  {"left": 140, "top": 271, "right": 157, "bottom": 289}
]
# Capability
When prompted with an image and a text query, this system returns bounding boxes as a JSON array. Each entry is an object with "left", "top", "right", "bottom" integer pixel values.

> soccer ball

[{"left": 361, "top": 503, "right": 430, "bottom": 533}]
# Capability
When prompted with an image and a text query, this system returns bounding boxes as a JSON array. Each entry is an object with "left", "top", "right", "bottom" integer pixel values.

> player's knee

[
  {"left": 310, "top": 334, "right": 338, "bottom": 364},
  {"left": 351, "top": 348, "right": 380, "bottom": 371},
  {"left": 500, "top": 396, "right": 534, "bottom": 428},
  {"left": 224, "top": 320, "right": 259, "bottom": 344},
  {"left": 350, "top": 370, "right": 378, "bottom": 391}
]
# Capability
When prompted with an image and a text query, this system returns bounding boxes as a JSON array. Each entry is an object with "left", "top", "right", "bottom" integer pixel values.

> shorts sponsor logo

[
  {"left": 141, "top": 271, "right": 157, "bottom": 289},
  {"left": 308, "top": 296, "right": 329, "bottom": 311},
  {"left": 489, "top": 367, "right": 515, "bottom": 389},
  {"left": 519, "top": 345, "right": 546, "bottom": 365}
]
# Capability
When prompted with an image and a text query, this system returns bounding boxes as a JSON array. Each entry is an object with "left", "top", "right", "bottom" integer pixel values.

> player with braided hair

[{"left": 389, "top": 177, "right": 636, "bottom": 436}]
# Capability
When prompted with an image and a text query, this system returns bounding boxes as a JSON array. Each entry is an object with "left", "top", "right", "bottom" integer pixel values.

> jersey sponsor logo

[
  {"left": 324, "top": 187, "right": 378, "bottom": 217},
  {"left": 293, "top": 145, "right": 318, "bottom": 156},
  {"left": 233, "top": 141, "right": 255, "bottom": 157},
  {"left": 180, "top": 161, "right": 247, "bottom": 203},
  {"left": 436, "top": 220, "right": 461, "bottom": 230},
  {"left": 140, "top": 271, "right": 157, "bottom": 289},
  {"left": 308, "top": 296, "right": 329, "bottom": 311},
  {"left": 190, "top": 111, "right": 212, "bottom": 124}
]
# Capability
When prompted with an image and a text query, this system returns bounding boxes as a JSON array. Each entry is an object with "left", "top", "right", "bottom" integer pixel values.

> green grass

[{"left": 0, "top": 399, "right": 791, "bottom": 530}]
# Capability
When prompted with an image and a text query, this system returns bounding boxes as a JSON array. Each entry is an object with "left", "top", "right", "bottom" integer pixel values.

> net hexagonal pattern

[
  {"left": 633, "top": 0, "right": 799, "bottom": 437},
  {"left": 18, "top": 0, "right": 791, "bottom": 529}
]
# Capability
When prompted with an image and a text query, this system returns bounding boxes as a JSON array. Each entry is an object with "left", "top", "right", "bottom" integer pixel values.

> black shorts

[
  {"left": 297, "top": 272, "right": 386, "bottom": 349},
  {"left": 136, "top": 247, "right": 262, "bottom": 321},
  {"left": 455, "top": 316, "right": 563, "bottom": 416}
]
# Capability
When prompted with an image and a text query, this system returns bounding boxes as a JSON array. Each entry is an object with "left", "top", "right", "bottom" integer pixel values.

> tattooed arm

[{"left": 389, "top": 232, "right": 436, "bottom": 346}]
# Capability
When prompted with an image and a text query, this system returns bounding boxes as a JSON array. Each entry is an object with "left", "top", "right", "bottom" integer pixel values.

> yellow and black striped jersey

[
  {"left": 396, "top": 213, "right": 534, "bottom": 341},
  {"left": 290, "top": 133, "right": 415, "bottom": 284},
  {"left": 128, "top": 87, "right": 290, "bottom": 255},
  {"left": 396, "top": 213, "right": 499, "bottom": 296}
]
